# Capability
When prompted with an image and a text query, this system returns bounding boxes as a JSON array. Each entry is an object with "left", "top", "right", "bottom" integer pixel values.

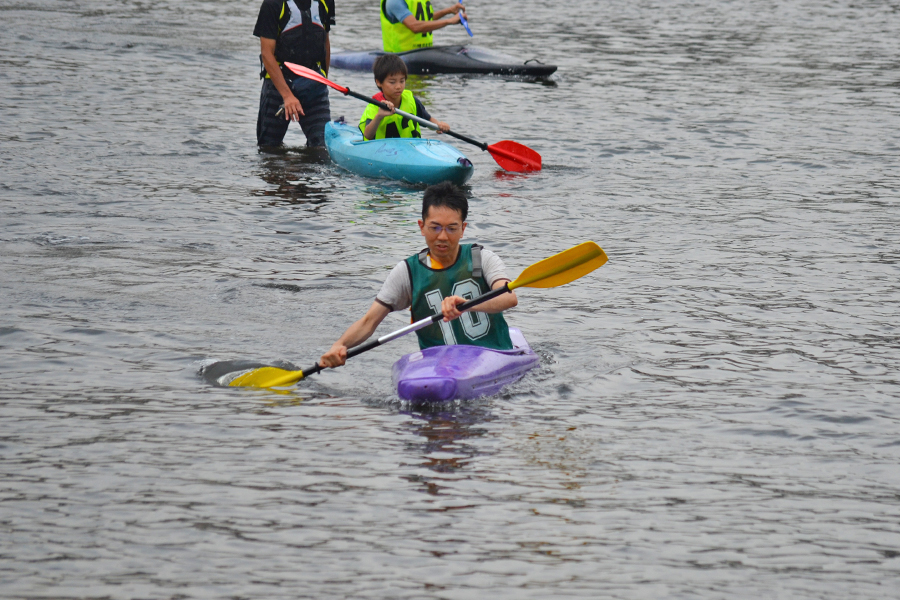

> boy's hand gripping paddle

[{"left": 283, "top": 62, "right": 541, "bottom": 172}]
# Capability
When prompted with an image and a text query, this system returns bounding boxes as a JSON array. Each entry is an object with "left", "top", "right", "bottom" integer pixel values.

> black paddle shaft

[
  {"left": 302, "top": 282, "right": 511, "bottom": 375},
  {"left": 344, "top": 89, "right": 489, "bottom": 151}
]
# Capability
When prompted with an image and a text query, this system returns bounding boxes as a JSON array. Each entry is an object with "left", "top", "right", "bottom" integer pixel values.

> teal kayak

[
  {"left": 332, "top": 46, "right": 557, "bottom": 78},
  {"left": 324, "top": 120, "right": 474, "bottom": 186}
]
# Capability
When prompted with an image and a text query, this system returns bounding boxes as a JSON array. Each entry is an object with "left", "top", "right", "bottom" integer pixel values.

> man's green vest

[
  {"left": 359, "top": 90, "right": 422, "bottom": 139},
  {"left": 407, "top": 244, "right": 514, "bottom": 351},
  {"left": 381, "top": 0, "right": 434, "bottom": 53}
]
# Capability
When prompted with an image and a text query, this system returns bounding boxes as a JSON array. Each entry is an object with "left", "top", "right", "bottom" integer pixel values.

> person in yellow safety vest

[
  {"left": 381, "top": 0, "right": 468, "bottom": 53},
  {"left": 360, "top": 54, "right": 450, "bottom": 140}
]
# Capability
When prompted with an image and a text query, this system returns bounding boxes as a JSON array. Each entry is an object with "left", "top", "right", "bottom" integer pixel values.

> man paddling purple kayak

[
  {"left": 228, "top": 224, "right": 607, "bottom": 390},
  {"left": 226, "top": 187, "right": 607, "bottom": 391},
  {"left": 319, "top": 181, "right": 518, "bottom": 369}
]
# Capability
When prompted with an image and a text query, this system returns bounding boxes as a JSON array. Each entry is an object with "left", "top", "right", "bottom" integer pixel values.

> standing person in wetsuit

[
  {"left": 254, "top": 0, "right": 335, "bottom": 147},
  {"left": 381, "top": 0, "right": 468, "bottom": 53}
]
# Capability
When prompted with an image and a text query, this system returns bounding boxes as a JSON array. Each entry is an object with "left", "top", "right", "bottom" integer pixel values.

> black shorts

[{"left": 257, "top": 77, "right": 331, "bottom": 147}]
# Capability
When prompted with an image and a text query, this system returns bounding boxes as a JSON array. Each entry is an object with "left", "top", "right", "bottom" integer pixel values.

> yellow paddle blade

[
  {"left": 510, "top": 241, "right": 608, "bottom": 290},
  {"left": 229, "top": 366, "right": 306, "bottom": 388}
]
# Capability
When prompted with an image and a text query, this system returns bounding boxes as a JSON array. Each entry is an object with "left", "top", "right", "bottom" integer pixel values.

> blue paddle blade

[
  {"left": 459, "top": 1, "right": 473, "bottom": 36},
  {"left": 460, "top": 14, "right": 473, "bottom": 36}
]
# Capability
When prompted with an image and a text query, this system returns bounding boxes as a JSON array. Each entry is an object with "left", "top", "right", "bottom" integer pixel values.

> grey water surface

[{"left": 2, "top": 0, "right": 900, "bottom": 597}]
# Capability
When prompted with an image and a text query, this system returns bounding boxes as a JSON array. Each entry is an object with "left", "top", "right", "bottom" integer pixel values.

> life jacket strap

[{"left": 471, "top": 244, "right": 483, "bottom": 279}]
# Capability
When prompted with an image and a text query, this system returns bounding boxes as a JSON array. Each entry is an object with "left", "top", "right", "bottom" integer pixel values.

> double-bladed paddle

[
  {"left": 283, "top": 62, "right": 541, "bottom": 172},
  {"left": 229, "top": 241, "right": 608, "bottom": 388}
]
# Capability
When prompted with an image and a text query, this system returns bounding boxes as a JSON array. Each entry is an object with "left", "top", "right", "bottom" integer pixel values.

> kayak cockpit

[
  {"left": 392, "top": 327, "right": 539, "bottom": 402},
  {"left": 324, "top": 121, "right": 474, "bottom": 185}
]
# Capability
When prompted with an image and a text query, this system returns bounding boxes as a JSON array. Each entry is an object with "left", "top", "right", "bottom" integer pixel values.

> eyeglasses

[{"left": 426, "top": 224, "right": 462, "bottom": 236}]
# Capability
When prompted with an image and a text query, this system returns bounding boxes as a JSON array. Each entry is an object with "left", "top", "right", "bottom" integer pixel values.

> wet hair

[
  {"left": 373, "top": 54, "right": 408, "bottom": 83},
  {"left": 422, "top": 181, "right": 468, "bottom": 222}
]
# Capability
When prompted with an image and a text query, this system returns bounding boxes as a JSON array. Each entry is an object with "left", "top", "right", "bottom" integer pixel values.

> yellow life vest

[
  {"left": 380, "top": 0, "right": 433, "bottom": 53},
  {"left": 359, "top": 90, "right": 423, "bottom": 139}
]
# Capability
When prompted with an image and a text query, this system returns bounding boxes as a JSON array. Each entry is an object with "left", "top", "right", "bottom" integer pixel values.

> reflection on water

[
  {"left": 403, "top": 402, "right": 495, "bottom": 495},
  {"left": 492, "top": 169, "right": 539, "bottom": 182},
  {"left": 254, "top": 150, "right": 335, "bottom": 205},
  {"left": 354, "top": 185, "right": 423, "bottom": 218},
  {"left": 402, "top": 74, "right": 437, "bottom": 102}
]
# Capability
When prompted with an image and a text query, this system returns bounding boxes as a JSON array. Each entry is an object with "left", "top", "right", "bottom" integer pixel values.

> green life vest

[
  {"left": 380, "top": 0, "right": 434, "bottom": 53},
  {"left": 359, "top": 89, "right": 422, "bottom": 139},
  {"left": 407, "top": 244, "right": 514, "bottom": 351}
]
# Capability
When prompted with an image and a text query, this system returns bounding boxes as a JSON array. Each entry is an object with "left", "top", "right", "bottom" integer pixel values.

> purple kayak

[{"left": 392, "top": 328, "right": 539, "bottom": 402}]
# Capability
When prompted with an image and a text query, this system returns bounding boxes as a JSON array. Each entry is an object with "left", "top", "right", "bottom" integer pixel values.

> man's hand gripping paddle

[
  {"left": 229, "top": 242, "right": 607, "bottom": 388},
  {"left": 283, "top": 62, "right": 541, "bottom": 172}
]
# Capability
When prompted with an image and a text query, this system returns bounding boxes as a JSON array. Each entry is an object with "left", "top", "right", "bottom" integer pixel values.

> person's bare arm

[
  {"left": 260, "top": 37, "right": 304, "bottom": 121},
  {"left": 440, "top": 279, "right": 517, "bottom": 322},
  {"left": 430, "top": 117, "right": 450, "bottom": 133},
  {"left": 400, "top": 9, "right": 464, "bottom": 34},
  {"left": 319, "top": 301, "right": 392, "bottom": 367},
  {"left": 433, "top": 2, "right": 465, "bottom": 20}
]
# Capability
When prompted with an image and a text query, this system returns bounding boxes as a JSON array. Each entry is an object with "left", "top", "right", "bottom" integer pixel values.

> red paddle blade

[
  {"left": 486, "top": 140, "right": 542, "bottom": 172},
  {"left": 283, "top": 62, "right": 348, "bottom": 94}
]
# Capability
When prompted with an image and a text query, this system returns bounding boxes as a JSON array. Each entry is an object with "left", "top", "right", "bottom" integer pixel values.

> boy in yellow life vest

[{"left": 359, "top": 54, "right": 450, "bottom": 140}]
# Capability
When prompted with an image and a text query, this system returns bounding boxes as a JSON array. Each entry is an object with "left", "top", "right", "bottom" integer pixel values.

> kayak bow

[{"left": 392, "top": 327, "right": 539, "bottom": 401}]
